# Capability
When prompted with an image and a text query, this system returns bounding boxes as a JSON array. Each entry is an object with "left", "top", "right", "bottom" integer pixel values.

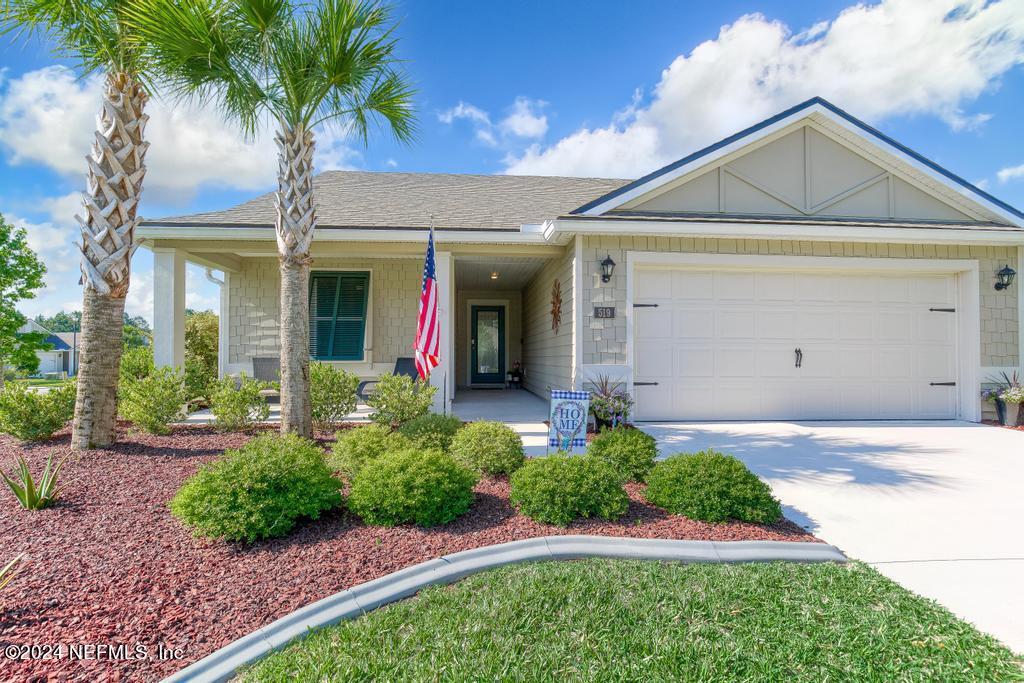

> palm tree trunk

[
  {"left": 71, "top": 73, "right": 148, "bottom": 449},
  {"left": 275, "top": 124, "right": 316, "bottom": 437}
]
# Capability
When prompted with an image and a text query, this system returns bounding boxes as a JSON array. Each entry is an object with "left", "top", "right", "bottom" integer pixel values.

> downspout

[{"left": 205, "top": 268, "right": 227, "bottom": 378}]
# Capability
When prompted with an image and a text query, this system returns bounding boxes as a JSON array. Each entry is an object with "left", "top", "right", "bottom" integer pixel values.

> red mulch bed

[
  {"left": 0, "top": 425, "right": 816, "bottom": 682},
  {"left": 982, "top": 419, "right": 1024, "bottom": 431}
]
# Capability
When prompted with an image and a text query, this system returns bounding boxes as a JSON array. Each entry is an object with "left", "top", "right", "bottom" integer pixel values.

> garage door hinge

[
  {"left": 633, "top": 303, "right": 659, "bottom": 308},
  {"left": 928, "top": 307, "right": 956, "bottom": 313},
  {"left": 929, "top": 382, "right": 956, "bottom": 386},
  {"left": 633, "top": 381, "right": 659, "bottom": 386}
]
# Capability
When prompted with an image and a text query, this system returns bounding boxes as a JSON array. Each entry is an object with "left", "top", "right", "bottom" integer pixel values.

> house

[
  {"left": 16, "top": 320, "right": 74, "bottom": 377},
  {"left": 139, "top": 98, "right": 1024, "bottom": 422}
]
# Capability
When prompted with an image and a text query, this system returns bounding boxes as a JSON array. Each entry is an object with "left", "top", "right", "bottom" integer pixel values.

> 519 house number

[{"left": 593, "top": 306, "right": 616, "bottom": 319}]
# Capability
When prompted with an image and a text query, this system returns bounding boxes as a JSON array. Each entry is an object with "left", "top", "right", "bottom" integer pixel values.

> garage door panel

[
  {"left": 634, "top": 267, "right": 959, "bottom": 421},
  {"left": 714, "top": 271, "right": 757, "bottom": 300},
  {"left": 717, "top": 310, "right": 756, "bottom": 338},
  {"left": 757, "top": 311, "right": 795, "bottom": 338},
  {"left": 755, "top": 272, "right": 796, "bottom": 300},
  {"left": 670, "top": 270, "right": 714, "bottom": 299},
  {"left": 636, "top": 269, "right": 673, "bottom": 300},
  {"left": 673, "top": 309, "right": 714, "bottom": 338},
  {"left": 675, "top": 347, "right": 714, "bottom": 378}
]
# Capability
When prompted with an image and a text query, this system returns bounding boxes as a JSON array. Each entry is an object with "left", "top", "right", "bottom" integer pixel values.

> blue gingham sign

[{"left": 548, "top": 390, "right": 590, "bottom": 451}]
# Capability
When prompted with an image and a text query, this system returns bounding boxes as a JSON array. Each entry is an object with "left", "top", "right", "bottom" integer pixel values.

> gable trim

[{"left": 571, "top": 97, "right": 1024, "bottom": 226}]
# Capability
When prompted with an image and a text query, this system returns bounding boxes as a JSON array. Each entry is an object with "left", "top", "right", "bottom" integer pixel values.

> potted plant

[
  {"left": 981, "top": 388, "right": 1006, "bottom": 424},
  {"left": 588, "top": 375, "right": 634, "bottom": 431},
  {"left": 1000, "top": 386, "right": 1024, "bottom": 427}
]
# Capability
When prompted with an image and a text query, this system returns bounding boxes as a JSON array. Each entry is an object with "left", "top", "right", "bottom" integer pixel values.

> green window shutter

[{"left": 308, "top": 272, "right": 369, "bottom": 361}]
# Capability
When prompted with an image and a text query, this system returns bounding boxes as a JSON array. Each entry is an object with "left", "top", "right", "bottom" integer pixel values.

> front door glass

[{"left": 471, "top": 306, "right": 505, "bottom": 383}]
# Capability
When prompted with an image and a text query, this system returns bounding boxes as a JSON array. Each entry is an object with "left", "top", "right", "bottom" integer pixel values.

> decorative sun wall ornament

[{"left": 550, "top": 279, "right": 562, "bottom": 334}]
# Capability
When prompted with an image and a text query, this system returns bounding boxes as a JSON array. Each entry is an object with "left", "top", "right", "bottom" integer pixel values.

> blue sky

[{"left": 2, "top": 0, "right": 1023, "bottom": 323}]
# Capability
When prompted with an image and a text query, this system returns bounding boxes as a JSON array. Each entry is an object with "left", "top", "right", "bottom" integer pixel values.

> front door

[{"left": 471, "top": 305, "right": 505, "bottom": 384}]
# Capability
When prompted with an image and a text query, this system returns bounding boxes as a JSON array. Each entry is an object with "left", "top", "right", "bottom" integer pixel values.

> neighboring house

[
  {"left": 16, "top": 320, "right": 74, "bottom": 377},
  {"left": 139, "top": 98, "right": 1024, "bottom": 422},
  {"left": 54, "top": 332, "right": 80, "bottom": 376}
]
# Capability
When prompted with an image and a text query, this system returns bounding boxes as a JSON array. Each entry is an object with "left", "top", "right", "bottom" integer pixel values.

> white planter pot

[{"left": 1004, "top": 402, "right": 1020, "bottom": 427}]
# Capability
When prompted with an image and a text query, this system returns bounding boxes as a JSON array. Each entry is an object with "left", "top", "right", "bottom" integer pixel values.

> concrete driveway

[{"left": 641, "top": 421, "right": 1024, "bottom": 653}]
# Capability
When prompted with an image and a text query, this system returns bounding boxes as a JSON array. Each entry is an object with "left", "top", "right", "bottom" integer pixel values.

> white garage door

[{"left": 633, "top": 267, "right": 959, "bottom": 421}]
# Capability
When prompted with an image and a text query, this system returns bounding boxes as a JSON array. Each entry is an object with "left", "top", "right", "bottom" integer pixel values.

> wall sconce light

[
  {"left": 490, "top": 271, "right": 499, "bottom": 280},
  {"left": 995, "top": 265, "right": 1016, "bottom": 291},
  {"left": 600, "top": 254, "right": 616, "bottom": 283}
]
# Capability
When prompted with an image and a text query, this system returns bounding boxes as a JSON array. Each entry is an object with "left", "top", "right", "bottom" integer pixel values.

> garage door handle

[
  {"left": 634, "top": 381, "right": 659, "bottom": 386},
  {"left": 795, "top": 348, "right": 803, "bottom": 368},
  {"left": 929, "top": 382, "right": 956, "bottom": 386}
]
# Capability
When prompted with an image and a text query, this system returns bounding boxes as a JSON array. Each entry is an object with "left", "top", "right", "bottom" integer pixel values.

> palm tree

[
  {"left": 134, "top": 0, "right": 415, "bottom": 437},
  {"left": 2, "top": 1, "right": 152, "bottom": 448}
]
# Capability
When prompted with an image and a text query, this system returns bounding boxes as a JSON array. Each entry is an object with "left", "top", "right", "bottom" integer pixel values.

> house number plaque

[{"left": 593, "top": 306, "right": 616, "bottom": 319}]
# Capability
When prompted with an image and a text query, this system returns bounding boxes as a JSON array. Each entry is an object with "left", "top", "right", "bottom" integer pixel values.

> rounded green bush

[
  {"left": 586, "top": 427, "right": 657, "bottom": 482},
  {"left": 509, "top": 454, "right": 629, "bottom": 526},
  {"left": 449, "top": 421, "right": 525, "bottom": 476},
  {"left": 398, "top": 413, "right": 463, "bottom": 453},
  {"left": 644, "top": 450, "right": 782, "bottom": 524},
  {"left": 310, "top": 362, "right": 359, "bottom": 430},
  {"left": 0, "top": 380, "right": 76, "bottom": 442},
  {"left": 367, "top": 373, "right": 436, "bottom": 427},
  {"left": 120, "top": 367, "right": 189, "bottom": 434},
  {"left": 170, "top": 433, "right": 342, "bottom": 543},
  {"left": 348, "top": 449, "right": 477, "bottom": 527},
  {"left": 328, "top": 424, "right": 410, "bottom": 479}
]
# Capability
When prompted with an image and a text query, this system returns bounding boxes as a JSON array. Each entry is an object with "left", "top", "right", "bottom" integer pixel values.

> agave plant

[
  {"left": 0, "top": 553, "right": 25, "bottom": 591},
  {"left": 1, "top": 454, "right": 66, "bottom": 510}
]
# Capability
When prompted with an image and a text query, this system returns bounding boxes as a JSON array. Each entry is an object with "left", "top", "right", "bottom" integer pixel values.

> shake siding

[
  {"left": 522, "top": 243, "right": 575, "bottom": 395},
  {"left": 228, "top": 257, "right": 420, "bottom": 369}
]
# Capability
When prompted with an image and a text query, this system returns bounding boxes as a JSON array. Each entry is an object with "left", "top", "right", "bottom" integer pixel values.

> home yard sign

[{"left": 548, "top": 390, "right": 590, "bottom": 452}]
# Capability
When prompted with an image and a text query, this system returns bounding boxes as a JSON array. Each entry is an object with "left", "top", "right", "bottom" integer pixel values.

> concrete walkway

[
  {"left": 452, "top": 389, "right": 549, "bottom": 456},
  {"left": 641, "top": 420, "right": 1024, "bottom": 653},
  {"left": 181, "top": 389, "right": 551, "bottom": 455}
]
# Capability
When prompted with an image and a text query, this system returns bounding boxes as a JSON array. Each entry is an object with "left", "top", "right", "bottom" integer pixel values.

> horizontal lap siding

[
  {"left": 522, "top": 243, "right": 575, "bottom": 395},
  {"left": 581, "top": 236, "right": 1019, "bottom": 368},
  {"left": 228, "top": 257, "right": 421, "bottom": 367}
]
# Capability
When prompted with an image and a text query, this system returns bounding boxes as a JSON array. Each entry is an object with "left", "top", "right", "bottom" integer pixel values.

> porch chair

[
  {"left": 251, "top": 356, "right": 281, "bottom": 404},
  {"left": 357, "top": 357, "right": 418, "bottom": 401}
]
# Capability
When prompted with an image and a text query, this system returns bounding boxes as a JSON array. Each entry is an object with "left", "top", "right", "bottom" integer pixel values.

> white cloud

[
  {"left": 506, "top": 0, "right": 1024, "bottom": 178},
  {"left": 997, "top": 163, "right": 1024, "bottom": 183},
  {"left": 385, "top": 158, "right": 398, "bottom": 168},
  {"left": 440, "top": 97, "right": 549, "bottom": 147},
  {"left": 0, "top": 66, "right": 366, "bottom": 204},
  {"left": 498, "top": 97, "right": 548, "bottom": 139}
]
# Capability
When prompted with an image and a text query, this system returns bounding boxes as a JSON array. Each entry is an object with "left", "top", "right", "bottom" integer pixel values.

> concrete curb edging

[{"left": 161, "top": 536, "right": 846, "bottom": 683}]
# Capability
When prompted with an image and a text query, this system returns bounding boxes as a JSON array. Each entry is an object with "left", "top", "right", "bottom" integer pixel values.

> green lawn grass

[
  {"left": 11, "top": 378, "right": 66, "bottom": 388},
  {"left": 241, "top": 560, "right": 1023, "bottom": 682}
]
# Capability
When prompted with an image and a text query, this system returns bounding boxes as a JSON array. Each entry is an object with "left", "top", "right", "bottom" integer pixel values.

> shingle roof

[
  {"left": 42, "top": 334, "right": 71, "bottom": 351},
  {"left": 151, "top": 171, "right": 629, "bottom": 231},
  {"left": 54, "top": 332, "right": 80, "bottom": 349}
]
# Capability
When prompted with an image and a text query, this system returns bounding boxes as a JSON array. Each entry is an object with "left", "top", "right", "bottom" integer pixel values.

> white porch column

[
  {"left": 152, "top": 247, "right": 186, "bottom": 369},
  {"left": 432, "top": 251, "right": 454, "bottom": 414}
]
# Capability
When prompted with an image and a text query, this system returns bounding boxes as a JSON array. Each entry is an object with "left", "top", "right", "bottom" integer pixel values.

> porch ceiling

[{"left": 455, "top": 256, "right": 548, "bottom": 289}]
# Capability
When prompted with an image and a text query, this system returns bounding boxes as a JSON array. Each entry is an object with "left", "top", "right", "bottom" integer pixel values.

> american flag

[{"left": 414, "top": 225, "right": 440, "bottom": 380}]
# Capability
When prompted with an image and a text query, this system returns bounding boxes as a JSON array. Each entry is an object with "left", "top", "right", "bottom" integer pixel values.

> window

[{"left": 309, "top": 271, "right": 369, "bottom": 361}]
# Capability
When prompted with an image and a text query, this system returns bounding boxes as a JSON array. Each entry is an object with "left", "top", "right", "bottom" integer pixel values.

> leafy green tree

[
  {"left": 34, "top": 310, "right": 81, "bottom": 333},
  {"left": 134, "top": 0, "right": 416, "bottom": 437},
  {"left": 3, "top": 0, "right": 156, "bottom": 449},
  {"left": 184, "top": 309, "right": 218, "bottom": 402},
  {"left": 0, "top": 214, "right": 47, "bottom": 389}
]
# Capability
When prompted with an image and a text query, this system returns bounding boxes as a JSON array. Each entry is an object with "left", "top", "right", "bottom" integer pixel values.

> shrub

[
  {"left": 367, "top": 373, "right": 436, "bottom": 427},
  {"left": 348, "top": 449, "right": 477, "bottom": 527},
  {"left": 327, "top": 424, "right": 411, "bottom": 479},
  {"left": 449, "top": 421, "right": 525, "bottom": 476},
  {"left": 398, "top": 413, "right": 463, "bottom": 453},
  {"left": 0, "top": 380, "right": 76, "bottom": 442},
  {"left": 509, "top": 454, "right": 628, "bottom": 526},
  {"left": 184, "top": 311, "right": 218, "bottom": 402},
  {"left": 587, "top": 427, "right": 657, "bottom": 483},
  {"left": 170, "top": 433, "right": 342, "bottom": 542},
  {"left": 1, "top": 454, "right": 65, "bottom": 509},
  {"left": 119, "top": 367, "right": 189, "bottom": 434},
  {"left": 644, "top": 450, "right": 782, "bottom": 524},
  {"left": 310, "top": 362, "right": 359, "bottom": 430},
  {"left": 209, "top": 374, "right": 270, "bottom": 431},
  {"left": 119, "top": 345, "right": 154, "bottom": 384}
]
